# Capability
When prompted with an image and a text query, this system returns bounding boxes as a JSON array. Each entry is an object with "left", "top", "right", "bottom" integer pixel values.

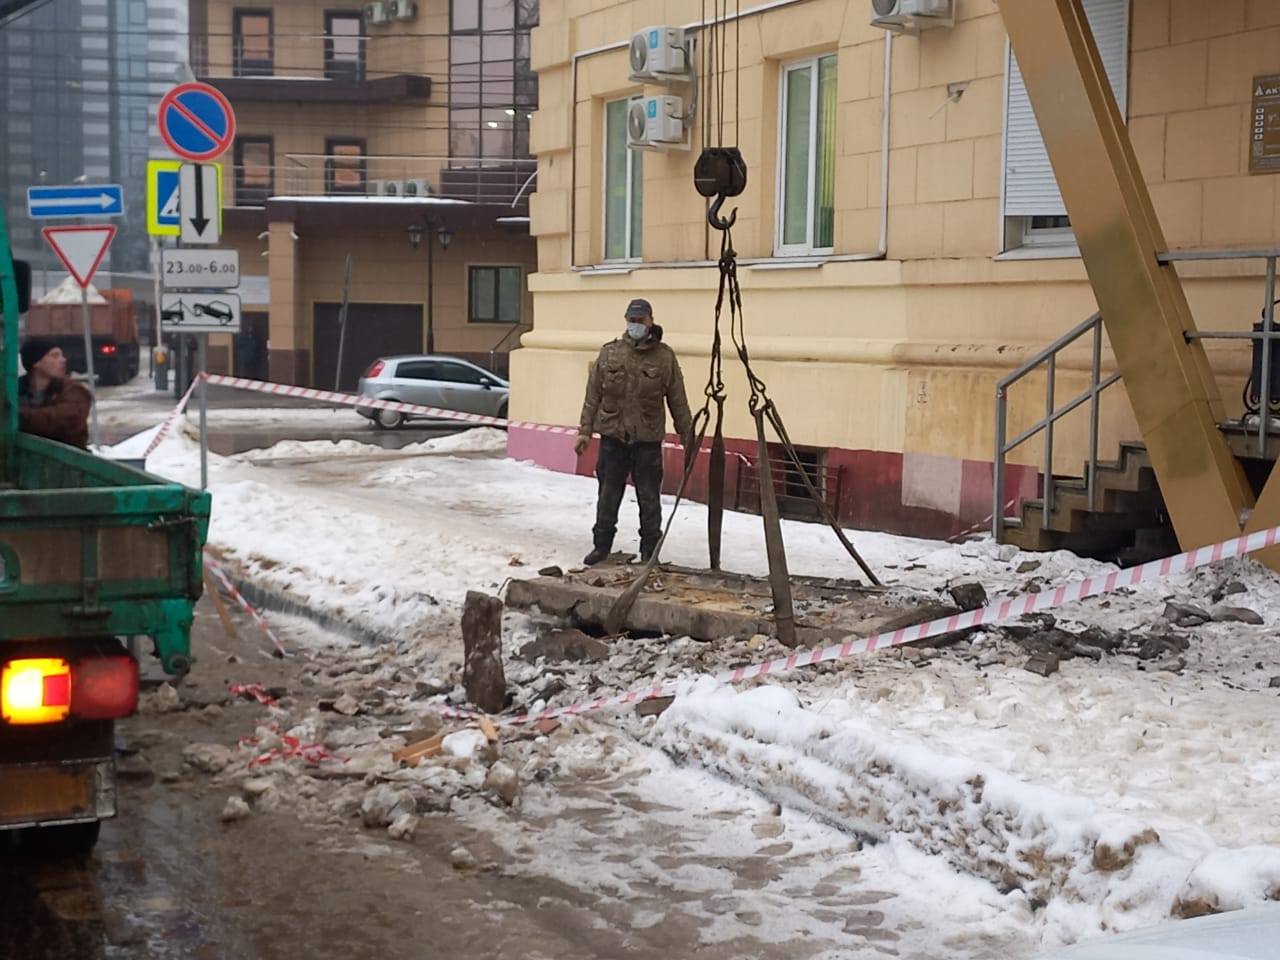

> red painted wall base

[{"left": 508, "top": 425, "right": 1041, "bottom": 541}]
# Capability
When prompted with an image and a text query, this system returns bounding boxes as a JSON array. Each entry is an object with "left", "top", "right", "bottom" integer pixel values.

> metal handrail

[
  {"left": 994, "top": 247, "right": 1280, "bottom": 541},
  {"left": 1158, "top": 247, "right": 1280, "bottom": 458},
  {"left": 993, "top": 312, "right": 1121, "bottom": 539},
  {"left": 487, "top": 322, "right": 528, "bottom": 373}
]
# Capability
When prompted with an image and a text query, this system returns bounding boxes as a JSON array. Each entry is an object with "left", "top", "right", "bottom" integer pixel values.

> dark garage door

[{"left": 313, "top": 302, "right": 423, "bottom": 391}]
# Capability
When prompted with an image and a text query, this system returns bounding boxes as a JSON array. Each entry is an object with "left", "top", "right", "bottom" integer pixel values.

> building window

[
  {"left": 235, "top": 136, "right": 273, "bottom": 206},
  {"left": 233, "top": 9, "right": 273, "bottom": 77},
  {"left": 448, "top": 0, "right": 538, "bottom": 162},
  {"left": 325, "top": 11, "right": 364, "bottom": 82},
  {"left": 603, "top": 97, "right": 642, "bottom": 261},
  {"left": 325, "top": 139, "right": 366, "bottom": 194},
  {"left": 469, "top": 266, "right": 522, "bottom": 323},
  {"left": 778, "top": 53, "right": 837, "bottom": 254},
  {"left": 1002, "top": 0, "right": 1130, "bottom": 252}
]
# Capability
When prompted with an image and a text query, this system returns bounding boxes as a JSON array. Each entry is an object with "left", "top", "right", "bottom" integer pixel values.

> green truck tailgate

[{"left": 0, "top": 434, "right": 210, "bottom": 674}]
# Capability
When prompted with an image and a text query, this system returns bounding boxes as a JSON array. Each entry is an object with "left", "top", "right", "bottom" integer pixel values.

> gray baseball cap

[{"left": 625, "top": 298, "right": 652, "bottom": 318}]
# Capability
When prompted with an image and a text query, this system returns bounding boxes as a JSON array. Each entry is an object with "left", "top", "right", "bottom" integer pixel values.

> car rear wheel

[{"left": 375, "top": 407, "right": 405, "bottom": 429}]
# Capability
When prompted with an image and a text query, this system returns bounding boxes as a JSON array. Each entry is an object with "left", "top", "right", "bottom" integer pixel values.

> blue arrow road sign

[{"left": 26, "top": 183, "right": 125, "bottom": 219}]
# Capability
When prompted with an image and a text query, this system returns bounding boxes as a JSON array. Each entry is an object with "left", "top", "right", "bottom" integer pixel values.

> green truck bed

[
  {"left": 1, "top": 205, "right": 209, "bottom": 676},
  {"left": 0, "top": 435, "right": 210, "bottom": 673}
]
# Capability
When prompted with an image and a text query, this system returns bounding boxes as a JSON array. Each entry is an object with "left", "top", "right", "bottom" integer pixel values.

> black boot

[{"left": 583, "top": 545, "right": 610, "bottom": 566}]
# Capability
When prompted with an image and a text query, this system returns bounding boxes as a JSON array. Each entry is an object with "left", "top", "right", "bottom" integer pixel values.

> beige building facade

[
  {"left": 513, "top": 0, "right": 1280, "bottom": 538},
  {"left": 189, "top": 0, "right": 538, "bottom": 386}
]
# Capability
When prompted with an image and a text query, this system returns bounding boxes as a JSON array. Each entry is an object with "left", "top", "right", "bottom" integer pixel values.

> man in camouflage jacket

[{"left": 575, "top": 298, "right": 693, "bottom": 566}]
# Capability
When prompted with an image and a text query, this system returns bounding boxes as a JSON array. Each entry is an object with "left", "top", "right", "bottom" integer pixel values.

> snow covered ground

[{"left": 130, "top": 418, "right": 1280, "bottom": 955}]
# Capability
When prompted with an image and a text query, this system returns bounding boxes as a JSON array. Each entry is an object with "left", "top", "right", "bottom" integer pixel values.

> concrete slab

[{"left": 505, "top": 558, "right": 944, "bottom": 646}]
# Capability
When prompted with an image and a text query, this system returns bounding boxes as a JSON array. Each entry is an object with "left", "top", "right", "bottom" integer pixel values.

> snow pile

[
  {"left": 38, "top": 276, "right": 106, "bottom": 304},
  {"left": 95, "top": 423, "right": 162, "bottom": 461},
  {"left": 652, "top": 682, "right": 1280, "bottom": 941},
  {"left": 239, "top": 437, "right": 404, "bottom": 461},
  {"left": 235, "top": 427, "right": 506, "bottom": 462}
]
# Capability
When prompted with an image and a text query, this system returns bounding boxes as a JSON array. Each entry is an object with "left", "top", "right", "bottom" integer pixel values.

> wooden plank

[
  {"left": 477, "top": 716, "right": 498, "bottom": 742},
  {"left": 393, "top": 733, "right": 445, "bottom": 766},
  {"left": 203, "top": 568, "right": 238, "bottom": 639}
]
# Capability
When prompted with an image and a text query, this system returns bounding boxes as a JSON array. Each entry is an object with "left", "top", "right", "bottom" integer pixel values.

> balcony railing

[
  {"left": 190, "top": 33, "right": 426, "bottom": 83},
  {"left": 229, "top": 155, "right": 538, "bottom": 210}
]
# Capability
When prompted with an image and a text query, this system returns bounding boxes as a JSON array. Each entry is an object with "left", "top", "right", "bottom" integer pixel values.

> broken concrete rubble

[
  {"left": 483, "top": 761, "right": 521, "bottom": 806},
  {"left": 518, "top": 627, "right": 609, "bottom": 663},
  {"left": 220, "top": 796, "right": 251, "bottom": 823},
  {"left": 360, "top": 784, "right": 417, "bottom": 828},
  {"left": 184, "top": 742, "right": 235, "bottom": 774}
]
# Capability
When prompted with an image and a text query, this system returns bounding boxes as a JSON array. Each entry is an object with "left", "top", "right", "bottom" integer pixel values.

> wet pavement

[
  {"left": 0, "top": 612, "right": 672, "bottom": 960},
  {"left": 0, "top": 605, "right": 991, "bottom": 960}
]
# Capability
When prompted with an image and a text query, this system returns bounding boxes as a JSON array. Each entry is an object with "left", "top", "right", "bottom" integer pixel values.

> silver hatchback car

[{"left": 355, "top": 355, "right": 510, "bottom": 428}]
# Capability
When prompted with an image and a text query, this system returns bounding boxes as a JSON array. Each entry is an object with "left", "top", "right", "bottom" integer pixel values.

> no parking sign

[{"left": 157, "top": 82, "right": 236, "bottom": 162}]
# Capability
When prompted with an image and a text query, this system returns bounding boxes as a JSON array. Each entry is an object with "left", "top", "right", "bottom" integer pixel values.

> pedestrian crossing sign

[{"left": 147, "top": 159, "right": 222, "bottom": 236}]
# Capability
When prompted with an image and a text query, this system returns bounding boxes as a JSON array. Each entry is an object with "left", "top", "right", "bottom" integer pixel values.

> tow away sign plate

[{"left": 160, "top": 292, "right": 242, "bottom": 334}]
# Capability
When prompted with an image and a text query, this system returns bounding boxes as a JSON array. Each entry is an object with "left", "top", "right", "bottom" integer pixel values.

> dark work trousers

[{"left": 592, "top": 435, "right": 664, "bottom": 554}]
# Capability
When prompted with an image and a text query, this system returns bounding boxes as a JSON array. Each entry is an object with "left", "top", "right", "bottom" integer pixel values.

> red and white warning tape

[
  {"left": 205, "top": 553, "right": 289, "bottom": 657},
  {"left": 443, "top": 523, "right": 1280, "bottom": 727},
  {"left": 142, "top": 377, "right": 200, "bottom": 458},
  {"left": 237, "top": 719, "right": 345, "bottom": 767},
  {"left": 197, "top": 373, "right": 747, "bottom": 464},
  {"left": 946, "top": 499, "right": 1017, "bottom": 544}
]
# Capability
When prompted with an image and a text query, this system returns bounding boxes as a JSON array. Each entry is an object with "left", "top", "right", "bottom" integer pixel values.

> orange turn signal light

[{"left": 1, "top": 658, "right": 72, "bottom": 725}]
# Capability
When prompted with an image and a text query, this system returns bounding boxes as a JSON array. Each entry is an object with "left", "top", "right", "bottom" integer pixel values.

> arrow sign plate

[
  {"left": 27, "top": 183, "right": 125, "bottom": 219},
  {"left": 160, "top": 292, "right": 242, "bottom": 334},
  {"left": 161, "top": 248, "right": 240, "bottom": 289},
  {"left": 42, "top": 225, "right": 117, "bottom": 289},
  {"left": 179, "top": 163, "right": 221, "bottom": 244}
]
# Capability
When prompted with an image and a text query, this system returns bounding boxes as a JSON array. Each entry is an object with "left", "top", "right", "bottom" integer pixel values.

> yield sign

[{"left": 42, "top": 225, "right": 117, "bottom": 288}]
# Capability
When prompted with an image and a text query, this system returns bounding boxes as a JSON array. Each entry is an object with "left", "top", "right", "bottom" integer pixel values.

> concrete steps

[{"left": 1000, "top": 441, "right": 1179, "bottom": 564}]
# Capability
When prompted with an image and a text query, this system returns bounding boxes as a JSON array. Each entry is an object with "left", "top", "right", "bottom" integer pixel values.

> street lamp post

[{"left": 407, "top": 220, "right": 454, "bottom": 354}]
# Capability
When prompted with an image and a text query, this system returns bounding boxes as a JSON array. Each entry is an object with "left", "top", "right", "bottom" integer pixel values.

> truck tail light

[
  {"left": 99, "top": 344, "right": 118, "bottom": 355},
  {"left": 0, "top": 655, "right": 138, "bottom": 725},
  {"left": 364, "top": 359, "right": 385, "bottom": 378},
  {"left": 1, "top": 658, "right": 72, "bottom": 725},
  {"left": 71, "top": 656, "right": 137, "bottom": 720}
]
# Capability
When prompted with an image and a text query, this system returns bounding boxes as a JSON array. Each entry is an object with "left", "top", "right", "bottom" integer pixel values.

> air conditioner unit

[
  {"left": 401, "top": 178, "right": 431, "bottom": 197},
  {"left": 627, "top": 95, "right": 685, "bottom": 149},
  {"left": 389, "top": 0, "right": 417, "bottom": 20},
  {"left": 372, "top": 179, "right": 403, "bottom": 196},
  {"left": 363, "top": 1, "right": 389, "bottom": 25},
  {"left": 628, "top": 26, "right": 688, "bottom": 82},
  {"left": 869, "top": 0, "right": 954, "bottom": 32}
]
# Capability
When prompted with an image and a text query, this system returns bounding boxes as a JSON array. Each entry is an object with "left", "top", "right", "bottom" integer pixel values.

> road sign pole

[
  {"left": 80, "top": 282, "right": 100, "bottom": 448},
  {"left": 198, "top": 332, "right": 208, "bottom": 490}
]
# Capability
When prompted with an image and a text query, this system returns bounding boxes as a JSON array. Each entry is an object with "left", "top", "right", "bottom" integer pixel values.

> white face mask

[{"left": 626, "top": 321, "right": 649, "bottom": 340}]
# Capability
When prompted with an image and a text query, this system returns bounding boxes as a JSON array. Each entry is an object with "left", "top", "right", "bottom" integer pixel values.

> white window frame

[
  {"left": 776, "top": 53, "right": 837, "bottom": 257},
  {"left": 602, "top": 96, "right": 642, "bottom": 262},
  {"left": 1000, "top": 0, "right": 1131, "bottom": 254}
]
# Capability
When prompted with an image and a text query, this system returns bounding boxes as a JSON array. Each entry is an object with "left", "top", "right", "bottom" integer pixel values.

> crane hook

[{"left": 708, "top": 194, "right": 737, "bottom": 231}]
